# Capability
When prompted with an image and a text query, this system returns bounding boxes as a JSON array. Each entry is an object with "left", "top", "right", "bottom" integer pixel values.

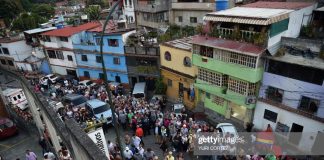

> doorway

[
  {"left": 289, "top": 123, "right": 304, "bottom": 145},
  {"left": 115, "top": 76, "right": 121, "bottom": 83},
  {"left": 66, "top": 69, "right": 77, "bottom": 77},
  {"left": 179, "top": 82, "right": 184, "bottom": 98},
  {"left": 131, "top": 77, "right": 137, "bottom": 87}
]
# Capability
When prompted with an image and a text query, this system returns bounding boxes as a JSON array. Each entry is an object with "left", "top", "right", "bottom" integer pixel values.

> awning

[{"left": 203, "top": 13, "right": 290, "bottom": 25}]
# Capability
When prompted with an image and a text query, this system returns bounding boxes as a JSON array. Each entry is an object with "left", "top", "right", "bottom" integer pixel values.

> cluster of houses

[{"left": 0, "top": 0, "right": 324, "bottom": 153}]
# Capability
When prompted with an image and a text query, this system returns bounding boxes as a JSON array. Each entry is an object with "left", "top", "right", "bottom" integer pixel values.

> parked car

[
  {"left": 78, "top": 80, "right": 96, "bottom": 87},
  {"left": 62, "top": 94, "right": 87, "bottom": 108},
  {"left": 216, "top": 123, "right": 238, "bottom": 138},
  {"left": 0, "top": 117, "right": 18, "bottom": 139},
  {"left": 86, "top": 99, "right": 112, "bottom": 124},
  {"left": 40, "top": 74, "right": 59, "bottom": 84}
]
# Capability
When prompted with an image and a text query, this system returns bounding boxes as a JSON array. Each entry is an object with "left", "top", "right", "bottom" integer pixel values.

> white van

[
  {"left": 132, "top": 82, "right": 147, "bottom": 99},
  {"left": 3, "top": 88, "right": 29, "bottom": 110}
]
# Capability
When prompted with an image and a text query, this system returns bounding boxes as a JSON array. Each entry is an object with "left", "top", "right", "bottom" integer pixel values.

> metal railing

[{"left": 124, "top": 46, "right": 160, "bottom": 56}]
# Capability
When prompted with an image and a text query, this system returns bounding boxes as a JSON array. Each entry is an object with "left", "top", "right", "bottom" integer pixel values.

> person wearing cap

[
  {"left": 165, "top": 151, "right": 174, "bottom": 160},
  {"left": 123, "top": 147, "right": 133, "bottom": 160}
]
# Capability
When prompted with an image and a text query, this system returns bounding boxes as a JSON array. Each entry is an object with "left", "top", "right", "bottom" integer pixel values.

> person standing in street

[{"left": 25, "top": 150, "right": 37, "bottom": 160}]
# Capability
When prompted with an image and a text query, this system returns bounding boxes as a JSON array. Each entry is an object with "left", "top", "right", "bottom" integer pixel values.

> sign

[{"left": 87, "top": 127, "right": 110, "bottom": 159}]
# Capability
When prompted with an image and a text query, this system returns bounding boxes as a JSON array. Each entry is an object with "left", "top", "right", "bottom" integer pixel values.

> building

[
  {"left": 134, "top": 0, "right": 170, "bottom": 30},
  {"left": 124, "top": 44, "right": 160, "bottom": 90},
  {"left": 73, "top": 22, "right": 136, "bottom": 85},
  {"left": 192, "top": 2, "right": 316, "bottom": 126},
  {"left": 41, "top": 22, "right": 101, "bottom": 77},
  {"left": 0, "top": 36, "right": 33, "bottom": 71},
  {"left": 160, "top": 37, "right": 197, "bottom": 109},
  {"left": 124, "top": 0, "right": 136, "bottom": 24},
  {"left": 169, "top": 0, "right": 215, "bottom": 27}
]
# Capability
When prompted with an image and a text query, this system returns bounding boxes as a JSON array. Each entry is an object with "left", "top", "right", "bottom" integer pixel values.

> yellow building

[{"left": 160, "top": 37, "right": 197, "bottom": 109}]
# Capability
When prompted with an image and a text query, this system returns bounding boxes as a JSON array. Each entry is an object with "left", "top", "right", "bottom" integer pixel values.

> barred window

[
  {"left": 214, "top": 49, "right": 257, "bottom": 68},
  {"left": 212, "top": 95, "right": 225, "bottom": 106},
  {"left": 228, "top": 77, "right": 257, "bottom": 96},
  {"left": 56, "top": 51, "right": 64, "bottom": 60},
  {"left": 198, "top": 68, "right": 226, "bottom": 87}
]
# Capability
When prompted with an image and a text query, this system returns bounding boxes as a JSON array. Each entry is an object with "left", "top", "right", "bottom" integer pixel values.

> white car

[
  {"left": 40, "top": 74, "right": 59, "bottom": 84},
  {"left": 216, "top": 123, "right": 238, "bottom": 138},
  {"left": 78, "top": 80, "right": 96, "bottom": 87}
]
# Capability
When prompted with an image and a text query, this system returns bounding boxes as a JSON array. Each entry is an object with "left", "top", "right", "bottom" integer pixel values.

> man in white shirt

[
  {"left": 132, "top": 134, "right": 141, "bottom": 149},
  {"left": 123, "top": 147, "right": 133, "bottom": 159}
]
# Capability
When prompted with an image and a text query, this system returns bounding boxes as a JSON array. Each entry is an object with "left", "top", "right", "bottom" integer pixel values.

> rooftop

[
  {"left": 242, "top": 1, "right": 314, "bottom": 10},
  {"left": 192, "top": 35, "right": 265, "bottom": 55},
  {"left": 42, "top": 22, "right": 101, "bottom": 37},
  {"left": 204, "top": 7, "right": 292, "bottom": 25},
  {"left": 88, "top": 20, "right": 134, "bottom": 34},
  {"left": 24, "top": 27, "right": 57, "bottom": 35},
  {"left": 315, "top": 6, "right": 324, "bottom": 12},
  {"left": 161, "top": 37, "right": 192, "bottom": 51},
  {"left": 0, "top": 36, "right": 25, "bottom": 43}
]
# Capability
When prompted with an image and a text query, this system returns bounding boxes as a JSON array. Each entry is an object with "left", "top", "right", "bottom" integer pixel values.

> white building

[
  {"left": 124, "top": 0, "right": 135, "bottom": 24},
  {"left": 40, "top": 22, "right": 101, "bottom": 77},
  {"left": 250, "top": 2, "right": 324, "bottom": 154},
  {"left": 0, "top": 36, "right": 33, "bottom": 71}
]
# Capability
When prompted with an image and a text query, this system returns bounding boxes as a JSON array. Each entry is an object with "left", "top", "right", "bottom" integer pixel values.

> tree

[
  {"left": 0, "top": 0, "right": 24, "bottom": 20},
  {"left": 85, "top": 5, "right": 101, "bottom": 21},
  {"left": 155, "top": 78, "right": 167, "bottom": 95},
  {"left": 12, "top": 12, "right": 47, "bottom": 31},
  {"left": 31, "top": 3, "right": 55, "bottom": 20}
]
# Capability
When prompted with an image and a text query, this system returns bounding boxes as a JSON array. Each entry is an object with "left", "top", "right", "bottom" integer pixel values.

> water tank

[{"left": 215, "top": 0, "right": 229, "bottom": 11}]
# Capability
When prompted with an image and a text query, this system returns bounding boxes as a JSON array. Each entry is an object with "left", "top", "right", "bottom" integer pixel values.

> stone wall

[{"left": 281, "top": 36, "right": 323, "bottom": 53}]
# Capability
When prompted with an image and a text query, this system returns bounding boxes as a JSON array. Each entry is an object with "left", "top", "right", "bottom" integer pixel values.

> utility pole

[{"left": 99, "top": 0, "right": 124, "bottom": 159}]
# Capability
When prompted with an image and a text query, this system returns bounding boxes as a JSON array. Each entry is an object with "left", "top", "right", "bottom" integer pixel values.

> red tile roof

[
  {"left": 192, "top": 35, "right": 265, "bottom": 55},
  {"left": 242, "top": 1, "right": 314, "bottom": 10},
  {"left": 42, "top": 22, "right": 101, "bottom": 37},
  {"left": 88, "top": 20, "right": 117, "bottom": 33}
]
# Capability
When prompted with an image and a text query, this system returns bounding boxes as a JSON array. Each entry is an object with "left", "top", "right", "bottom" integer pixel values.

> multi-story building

[
  {"left": 169, "top": 0, "right": 215, "bottom": 27},
  {"left": 124, "top": 0, "right": 136, "bottom": 24},
  {"left": 134, "top": 0, "right": 170, "bottom": 30},
  {"left": 41, "top": 22, "right": 101, "bottom": 77},
  {"left": 124, "top": 45, "right": 160, "bottom": 89},
  {"left": 0, "top": 36, "right": 33, "bottom": 71},
  {"left": 193, "top": 2, "right": 315, "bottom": 126},
  {"left": 160, "top": 37, "right": 197, "bottom": 109},
  {"left": 73, "top": 23, "right": 136, "bottom": 85}
]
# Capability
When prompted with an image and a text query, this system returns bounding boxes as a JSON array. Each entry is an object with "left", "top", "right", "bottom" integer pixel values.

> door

[
  {"left": 66, "top": 69, "right": 77, "bottom": 77},
  {"left": 179, "top": 82, "right": 184, "bottom": 98},
  {"left": 31, "top": 64, "right": 38, "bottom": 71},
  {"left": 131, "top": 77, "right": 137, "bottom": 87},
  {"left": 115, "top": 76, "right": 121, "bottom": 83},
  {"left": 289, "top": 123, "right": 304, "bottom": 145}
]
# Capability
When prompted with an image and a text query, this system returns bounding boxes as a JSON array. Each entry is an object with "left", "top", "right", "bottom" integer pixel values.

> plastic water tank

[{"left": 215, "top": 0, "right": 229, "bottom": 11}]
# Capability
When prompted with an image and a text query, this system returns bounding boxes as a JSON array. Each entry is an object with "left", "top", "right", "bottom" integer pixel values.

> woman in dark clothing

[{"left": 160, "top": 139, "right": 168, "bottom": 154}]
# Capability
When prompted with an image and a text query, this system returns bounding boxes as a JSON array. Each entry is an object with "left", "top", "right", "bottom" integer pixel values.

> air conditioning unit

[{"left": 245, "top": 96, "right": 257, "bottom": 105}]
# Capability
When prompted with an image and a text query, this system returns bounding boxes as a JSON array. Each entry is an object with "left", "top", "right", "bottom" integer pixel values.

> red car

[{"left": 0, "top": 118, "right": 18, "bottom": 139}]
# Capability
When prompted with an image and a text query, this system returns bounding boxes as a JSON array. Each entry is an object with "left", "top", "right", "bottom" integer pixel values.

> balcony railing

[
  {"left": 124, "top": 46, "right": 160, "bottom": 56},
  {"left": 128, "top": 65, "right": 159, "bottom": 75}
]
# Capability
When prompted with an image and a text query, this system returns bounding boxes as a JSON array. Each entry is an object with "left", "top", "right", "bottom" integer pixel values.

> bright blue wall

[
  {"left": 94, "top": 35, "right": 125, "bottom": 54},
  {"left": 77, "top": 67, "right": 129, "bottom": 83}
]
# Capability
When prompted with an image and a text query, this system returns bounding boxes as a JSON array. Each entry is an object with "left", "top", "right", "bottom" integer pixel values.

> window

[
  {"left": 199, "top": 46, "right": 213, "bottom": 58},
  {"left": 47, "top": 50, "right": 56, "bottom": 58},
  {"left": 299, "top": 96, "right": 320, "bottom": 114},
  {"left": 263, "top": 109, "right": 278, "bottom": 123},
  {"left": 7, "top": 60, "right": 14, "bottom": 66},
  {"left": 84, "top": 71, "right": 90, "bottom": 78},
  {"left": 81, "top": 55, "right": 88, "bottom": 61},
  {"left": 59, "top": 36, "right": 69, "bottom": 42},
  {"left": 167, "top": 79, "right": 172, "bottom": 87},
  {"left": 17, "top": 95, "right": 21, "bottom": 99},
  {"left": 0, "top": 59, "right": 6, "bottom": 65},
  {"left": 266, "top": 86, "right": 283, "bottom": 103},
  {"left": 96, "top": 38, "right": 102, "bottom": 46},
  {"left": 183, "top": 56, "right": 191, "bottom": 67},
  {"left": 108, "top": 39, "right": 119, "bottom": 47},
  {"left": 270, "top": 19, "right": 289, "bottom": 37},
  {"left": 212, "top": 95, "right": 225, "bottom": 106},
  {"left": 129, "top": 0, "right": 132, "bottom": 6},
  {"left": 198, "top": 68, "right": 227, "bottom": 87},
  {"left": 56, "top": 51, "right": 64, "bottom": 60},
  {"left": 67, "top": 55, "right": 73, "bottom": 61},
  {"left": 2, "top": 48, "right": 9, "bottom": 55},
  {"left": 13, "top": 96, "right": 17, "bottom": 101},
  {"left": 113, "top": 57, "right": 120, "bottom": 64},
  {"left": 96, "top": 56, "right": 102, "bottom": 63},
  {"left": 190, "top": 17, "right": 197, "bottom": 23},
  {"left": 99, "top": 73, "right": 104, "bottom": 79},
  {"left": 164, "top": 51, "right": 171, "bottom": 61},
  {"left": 178, "top": 16, "right": 183, "bottom": 22},
  {"left": 228, "top": 77, "right": 257, "bottom": 96},
  {"left": 44, "top": 36, "right": 51, "bottom": 42}
]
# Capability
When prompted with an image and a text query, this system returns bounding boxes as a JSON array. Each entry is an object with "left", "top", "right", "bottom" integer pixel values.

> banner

[{"left": 87, "top": 127, "right": 110, "bottom": 159}]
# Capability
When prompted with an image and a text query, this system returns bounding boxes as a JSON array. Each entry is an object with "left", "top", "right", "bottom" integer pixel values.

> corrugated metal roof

[
  {"left": 162, "top": 37, "right": 192, "bottom": 51},
  {"left": 204, "top": 7, "right": 292, "bottom": 25},
  {"left": 242, "top": 2, "right": 314, "bottom": 10},
  {"left": 24, "top": 27, "right": 57, "bottom": 35},
  {"left": 42, "top": 22, "right": 101, "bottom": 37}
]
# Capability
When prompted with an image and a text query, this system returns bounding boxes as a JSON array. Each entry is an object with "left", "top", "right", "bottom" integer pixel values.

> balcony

[
  {"left": 135, "top": 0, "right": 169, "bottom": 13},
  {"left": 124, "top": 46, "right": 160, "bottom": 57},
  {"left": 128, "top": 65, "right": 160, "bottom": 76},
  {"left": 192, "top": 54, "right": 263, "bottom": 83},
  {"left": 171, "top": 2, "right": 214, "bottom": 11}
]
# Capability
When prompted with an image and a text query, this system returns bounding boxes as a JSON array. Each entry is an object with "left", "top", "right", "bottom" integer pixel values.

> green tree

[
  {"left": 85, "top": 5, "right": 101, "bottom": 21},
  {"left": 12, "top": 12, "right": 47, "bottom": 31},
  {"left": 31, "top": 3, "right": 55, "bottom": 20},
  {"left": 155, "top": 78, "right": 167, "bottom": 95},
  {"left": 0, "top": 0, "right": 24, "bottom": 20}
]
